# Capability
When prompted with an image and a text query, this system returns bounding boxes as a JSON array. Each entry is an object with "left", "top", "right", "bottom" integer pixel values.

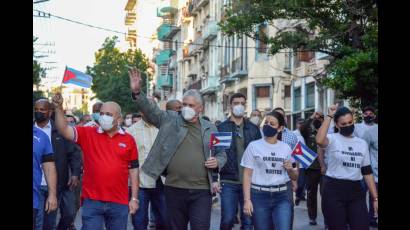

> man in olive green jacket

[{"left": 129, "top": 67, "right": 226, "bottom": 230}]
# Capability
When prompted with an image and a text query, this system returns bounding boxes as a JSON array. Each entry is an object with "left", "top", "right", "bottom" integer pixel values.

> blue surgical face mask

[
  {"left": 262, "top": 124, "right": 278, "bottom": 137},
  {"left": 92, "top": 112, "right": 100, "bottom": 122}
]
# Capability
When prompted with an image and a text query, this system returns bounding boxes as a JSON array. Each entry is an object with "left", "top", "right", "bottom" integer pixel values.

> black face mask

[
  {"left": 363, "top": 116, "right": 375, "bottom": 124},
  {"left": 35, "top": 112, "right": 48, "bottom": 123},
  {"left": 339, "top": 124, "right": 355, "bottom": 137},
  {"left": 262, "top": 124, "right": 278, "bottom": 137},
  {"left": 312, "top": 119, "right": 322, "bottom": 129}
]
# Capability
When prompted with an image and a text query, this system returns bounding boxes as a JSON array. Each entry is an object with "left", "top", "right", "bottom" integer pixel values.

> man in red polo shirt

[{"left": 52, "top": 93, "right": 139, "bottom": 230}]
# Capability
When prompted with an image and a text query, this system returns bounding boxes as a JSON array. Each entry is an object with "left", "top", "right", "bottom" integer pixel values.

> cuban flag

[
  {"left": 292, "top": 141, "right": 318, "bottom": 168},
  {"left": 209, "top": 132, "right": 232, "bottom": 149},
  {"left": 62, "top": 66, "right": 93, "bottom": 88}
]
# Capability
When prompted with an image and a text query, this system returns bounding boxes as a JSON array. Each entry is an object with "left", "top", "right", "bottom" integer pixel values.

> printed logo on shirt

[
  {"left": 340, "top": 147, "right": 363, "bottom": 169},
  {"left": 118, "top": 143, "right": 127, "bottom": 148},
  {"left": 262, "top": 152, "right": 286, "bottom": 175},
  {"left": 33, "top": 135, "right": 40, "bottom": 142}
]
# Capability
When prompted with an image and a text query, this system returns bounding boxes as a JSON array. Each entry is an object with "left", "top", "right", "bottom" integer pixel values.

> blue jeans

[
  {"left": 295, "top": 168, "right": 306, "bottom": 199},
  {"left": 131, "top": 187, "right": 167, "bottom": 230},
  {"left": 81, "top": 198, "right": 129, "bottom": 230},
  {"left": 251, "top": 188, "right": 292, "bottom": 230},
  {"left": 35, "top": 186, "right": 76, "bottom": 230},
  {"left": 220, "top": 182, "right": 252, "bottom": 230}
]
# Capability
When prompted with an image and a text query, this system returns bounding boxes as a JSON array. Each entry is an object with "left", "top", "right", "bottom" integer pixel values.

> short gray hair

[{"left": 183, "top": 89, "right": 203, "bottom": 105}]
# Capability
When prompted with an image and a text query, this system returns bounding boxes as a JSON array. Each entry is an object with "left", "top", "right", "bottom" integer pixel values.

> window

[
  {"left": 298, "top": 51, "right": 315, "bottom": 62},
  {"left": 284, "top": 85, "right": 291, "bottom": 110},
  {"left": 293, "top": 87, "right": 301, "bottom": 111},
  {"left": 174, "top": 40, "right": 178, "bottom": 51},
  {"left": 256, "top": 86, "right": 269, "bottom": 98},
  {"left": 292, "top": 113, "right": 302, "bottom": 131},
  {"left": 306, "top": 82, "right": 315, "bottom": 108},
  {"left": 304, "top": 109, "right": 314, "bottom": 120},
  {"left": 257, "top": 23, "right": 268, "bottom": 54}
]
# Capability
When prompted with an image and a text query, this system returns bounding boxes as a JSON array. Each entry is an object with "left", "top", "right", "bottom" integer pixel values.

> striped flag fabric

[
  {"left": 209, "top": 132, "right": 232, "bottom": 149},
  {"left": 62, "top": 66, "right": 93, "bottom": 88},
  {"left": 292, "top": 141, "right": 318, "bottom": 168}
]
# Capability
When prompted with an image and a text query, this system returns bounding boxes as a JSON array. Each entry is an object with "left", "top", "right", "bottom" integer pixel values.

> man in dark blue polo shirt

[{"left": 33, "top": 126, "right": 58, "bottom": 228}]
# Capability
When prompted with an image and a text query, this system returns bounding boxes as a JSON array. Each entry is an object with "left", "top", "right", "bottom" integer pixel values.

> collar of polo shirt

[{"left": 96, "top": 126, "right": 125, "bottom": 135}]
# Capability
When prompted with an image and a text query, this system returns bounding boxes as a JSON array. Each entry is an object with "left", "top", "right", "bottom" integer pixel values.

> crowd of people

[{"left": 33, "top": 67, "right": 378, "bottom": 230}]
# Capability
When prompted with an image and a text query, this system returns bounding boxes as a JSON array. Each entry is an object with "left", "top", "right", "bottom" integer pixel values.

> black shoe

[
  {"left": 295, "top": 198, "right": 301, "bottom": 206},
  {"left": 370, "top": 221, "right": 378, "bottom": 228},
  {"left": 309, "top": 219, "right": 317, "bottom": 225}
]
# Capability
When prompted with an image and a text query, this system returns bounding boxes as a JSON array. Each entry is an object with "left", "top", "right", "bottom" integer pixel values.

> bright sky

[{"left": 33, "top": 0, "right": 160, "bottom": 88}]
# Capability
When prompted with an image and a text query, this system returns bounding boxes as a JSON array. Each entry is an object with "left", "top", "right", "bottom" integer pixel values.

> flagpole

[{"left": 60, "top": 66, "right": 67, "bottom": 92}]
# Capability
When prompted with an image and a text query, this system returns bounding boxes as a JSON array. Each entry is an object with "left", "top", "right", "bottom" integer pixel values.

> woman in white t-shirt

[
  {"left": 241, "top": 111, "right": 298, "bottom": 230},
  {"left": 316, "top": 105, "right": 378, "bottom": 230}
]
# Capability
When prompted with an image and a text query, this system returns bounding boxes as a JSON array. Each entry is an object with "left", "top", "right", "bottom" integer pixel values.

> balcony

[
  {"left": 220, "top": 65, "right": 234, "bottom": 83},
  {"left": 188, "top": 36, "right": 204, "bottom": 55},
  {"left": 188, "top": 79, "right": 202, "bottom": 90},
  {"left": 125, "top": 12, "right": 136, "bottom": 25},
  {"left": 187, "top": 63, "right": 198, "bottom": 78},
  {"left": 155, "top": 49, "right": 175, "bottom": 65},
  {"left": 200, "top": 75, "right": 219, "bottom": 95},
  {"left": 157, "top": 22, "right": 180, "bottom": 41},
  {"left": 190, "top": 0, "right": 210, "bottom": 15},
  {"left": 315, "top": 51, "right": 332, "bottom": 61},
  {"left": 230, "top": 57, "right": 247, "bottom": 78},
  {"left": 157, "top": 74, "right": 173, "bottom": 88},
  {"left": 203, "top": 20, "right": 218, "bottom": 41},
  {"left": 183, "top": 46, "right": 191, "bottom": 59},
  {"left": 124, "top": 0, "right": 136, "bottom": 11},
  {"left": 157, "top": 0, "right": 178, "bottom": 17},
  {"left": 181, "top": 6, "right": 192, "bottom": 22}
]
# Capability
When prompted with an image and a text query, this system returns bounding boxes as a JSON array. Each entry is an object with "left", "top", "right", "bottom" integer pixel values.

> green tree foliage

[
  {"left": 220, "top": 0, "right": 378, "bottom": 109},
  {"left": 86, "top": 36, "right": 150, "bottom": 114},
  {"left": 33, "top": 36, "right": 46, "bottom": 86}
]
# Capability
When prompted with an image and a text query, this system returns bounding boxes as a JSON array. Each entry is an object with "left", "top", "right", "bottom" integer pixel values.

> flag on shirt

[
  {"left": 209, "top": 132, "right": 232, "bottom": 149},
  {"left": 292, "top": 141, "right": 318, "bottom": 168},
  {"left": 62, "top": 66, "right": 93, "bottom": 88}
]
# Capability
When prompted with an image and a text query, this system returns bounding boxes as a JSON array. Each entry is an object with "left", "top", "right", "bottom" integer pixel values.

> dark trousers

[
  {"left": 164, "top": 186, "right": 212, "bottom": 230},
  {"left": 305, "top": 169, "right": 322, "bottom": 220},
  {"left": 322, "top": 176, "right": 369, "bottom": 230},
  {"left": 34, "top": 208, "right": 38, "bottom": 229},
  {"left": 295, "top": 168, "right": 306, "bottom": 199}
]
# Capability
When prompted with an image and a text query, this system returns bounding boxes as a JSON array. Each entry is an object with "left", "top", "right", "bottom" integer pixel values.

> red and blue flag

[{"left": 62, "top": 66, "right": 93, "bottom": 88}]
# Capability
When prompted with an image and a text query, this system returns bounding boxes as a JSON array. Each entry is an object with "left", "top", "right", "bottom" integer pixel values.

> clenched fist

[{"left": 52, "top": 93, "right": 64, "bottom": 108}]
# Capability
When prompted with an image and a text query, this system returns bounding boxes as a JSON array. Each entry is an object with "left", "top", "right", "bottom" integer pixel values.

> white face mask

[
  {"left": 99, "top": 115, "right": 114, "bottom": 131},
  {"left": 250, "top": 116, "right": 260, "bottom": 126},
  {"left": 232, "top": 105, "right": 245, "bottom": 117},
  {"left": 181, "top": 106, "right": 196, "bottom": 121},
  {"left": 125, "top": 118, "right": 132, "bottom": 127}
]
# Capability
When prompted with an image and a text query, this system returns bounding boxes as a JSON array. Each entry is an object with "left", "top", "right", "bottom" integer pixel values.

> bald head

[
  {"left": 35, "top": 99, "right": 51, "bottom": 110},
  {"left": 166, "top": 99, "right": 182, "bottom": 112},
  {"left": 101, "top": 102, "right": 122, "bottom": 117},
  {"left": 34, "top": 99, "right": 52, "bottom": 124}
]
